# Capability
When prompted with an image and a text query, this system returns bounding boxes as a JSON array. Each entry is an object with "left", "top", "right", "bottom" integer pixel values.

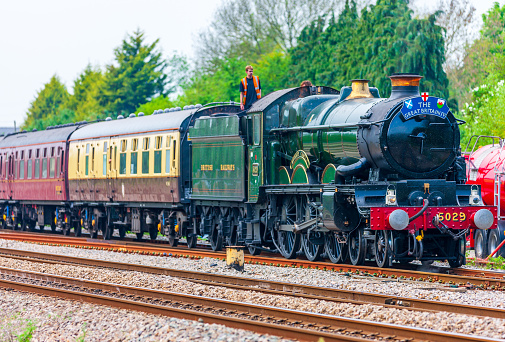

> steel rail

[
  {"left": 1, "top": 231, "right": 505, "bottom": 288},
  {"left": 0, "top": 267, "right": 500, "bottom": 342},
  {"left": 0, "top": 247, "right": 503, "bottom": 319},
  {"left": 0, "top": 278, "right": 366, "bottom": 342}
]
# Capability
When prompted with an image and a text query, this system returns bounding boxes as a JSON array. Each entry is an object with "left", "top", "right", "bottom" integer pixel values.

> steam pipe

[
  {"left": 409, "top": 199, "right": 429, "bottom": 222},
  {"left": 336, "top": 158, "right": 369, "bottom": 177}
]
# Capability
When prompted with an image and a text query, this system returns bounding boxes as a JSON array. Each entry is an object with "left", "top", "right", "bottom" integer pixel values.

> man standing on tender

[{"left": 240, "top": 65, "right": 261, "bottom": 111}]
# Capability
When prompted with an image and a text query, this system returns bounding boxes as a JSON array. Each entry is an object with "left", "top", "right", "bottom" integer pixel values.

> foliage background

[{"left": 20, "top": 0, "right": 505, "bottom": 150}]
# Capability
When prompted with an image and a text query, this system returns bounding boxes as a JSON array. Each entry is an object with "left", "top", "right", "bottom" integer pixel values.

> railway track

[
  {"left": 2, "top": 230, "right": 505, "bottom": 289},
  {"left": 0, "top": 247, "right": 503, "bottom": 320},
  {"left": 0, "top": 263, "right": 502, "bottom": 342}
]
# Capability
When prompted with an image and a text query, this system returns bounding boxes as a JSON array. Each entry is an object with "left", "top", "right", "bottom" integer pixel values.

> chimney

[{"left": 389, "top": 73, "right": 422, "bottom": 100}]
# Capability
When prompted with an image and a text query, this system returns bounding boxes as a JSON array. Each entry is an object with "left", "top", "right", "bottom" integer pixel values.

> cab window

[{"left": 253, "top": 115, "right": 261, "bottom": 145}]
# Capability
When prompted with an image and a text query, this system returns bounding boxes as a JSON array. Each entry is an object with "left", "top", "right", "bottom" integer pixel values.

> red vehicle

[{"left": 466, "top": 136, "right": 505, "bottom": 259}]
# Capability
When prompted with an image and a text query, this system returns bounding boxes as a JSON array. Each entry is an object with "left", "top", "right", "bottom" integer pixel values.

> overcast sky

[{"left": 0, "top": 0, "right": 500, "bottom": 128}]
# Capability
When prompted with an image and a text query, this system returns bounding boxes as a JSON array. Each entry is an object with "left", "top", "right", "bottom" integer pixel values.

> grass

[
  {"left": 16, "top": 321, "right": 36, "bottom": 342},
  {"left": 466, "top": 254, "right": 505, "bottom": 270},
  {"left": 76, "top": 322, "right": 87, "bottom": 342},
  {"left": 0, "top": 313, "right": 37, "bottom": 342}
]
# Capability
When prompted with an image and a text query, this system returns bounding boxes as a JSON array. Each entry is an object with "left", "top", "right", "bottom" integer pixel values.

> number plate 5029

[{"left": 437, "top": 212, "right": 466, "bottom": 222}]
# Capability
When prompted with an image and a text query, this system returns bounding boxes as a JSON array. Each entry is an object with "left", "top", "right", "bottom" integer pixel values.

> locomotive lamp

[
  {"left": 469, "top": 185, "right": 481, "bottom": 205},
  {"left": 385, "top": 187, "right": 397, "bottom": 206}
]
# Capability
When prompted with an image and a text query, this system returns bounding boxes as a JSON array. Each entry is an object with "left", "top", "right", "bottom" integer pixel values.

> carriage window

[
  {"left": 142, "top": 137, "right": 150, "bottom": 174},
  {"left": 119, "top": 152, "right": 127, "bottom": 174},
  {"left": 142, "top": 151, "right": 149, "bottom": 174},
  {"left": 42, "top": 158, "right": 48, "bottom": 178},
  {"left": 20, "top": 151, "right": 24, "bottom": 160},
  {"left": 19, "top": 160, "right": 24, "bottom": 179},
  {"left": 130, "top": 138, "right": 138, "bottom": 174},
  {"left": 77, "top": 149, "right": 80, "bottom": 173},
  {"left": 154, "top": 136, "right": 162, "bottom": 174},
  {"left": 91, "top": 147, "right": 95, "bottom": 173},
  {"left": 172, "top": 140, "right": 177, "bottom": 170},
  {"left": 34, "top": 159, "right": 40, "bottom": 179},
  {"left": 119, "top": 140, "right": 127, "bottom": 175},
  {"left": 86, "top": 144, "right": 90, "bottom": 154},
  {"left": 114, "top": 146, "right": 117, "bottom": 171},
  {"left": 103, "top": 151, "right": 107, "bottom": 176},
  {"left": 130, "top": 152, "right": 138, "bottom": 174},
  {"left": 49, "top": 157, "right": 55, "bottom": 178},
  {"left": 60, "top": 150, "right": 64, "bottom": 174},
  {"left": 27, "top": 159, "right": 32, "bottom": 179},
  {"left": 51, "top": 147, "right": 55, "bottom": 157},
  {"left": 36, "top": 149, "right": 40, "bottom": 158},
  {"left": 43, "top": 148, "right": 47, "bottom": 158},
  {"left": 253, "top": 115, "right": 261, "bottom": 145},
  {"left": 85, "top": 155, "right": 89, "bottom": 176},
  {"left": 143, "top": 137, "right": 150, "bottom": 150},
  {"left": 102, "top": 142, "right": 108, "bottom": 175}
]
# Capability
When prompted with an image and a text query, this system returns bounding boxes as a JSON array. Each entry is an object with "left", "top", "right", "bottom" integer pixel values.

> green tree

[
  {"left": 177, "top": 57, "right": 245, "bottom": 106},
  {"left": 102, "top": 29, "right": 168, "bottom": 115},
  {"left": 458, "top": 3, "right": 505, "bottom": 146},
  {"left": 136, "top": 95, "right": 174, "bottom": 115},
  {"left": 23, "top": 75, "right": 70, "bottom": 131},
  {"left": 255, "top": 50, "right": 293, "bottom": 94},
  {"left": 449, "top": 2, "right": 505, "bottom": 107},
  {"left": 291, "top": 0, "right": 450, "bottom": 100},
  {"left": 66, "top": 65, "right": 106, "bottom": 122},
  {"left": 196, "top": 0, "right": 341, "bottom": 70}
]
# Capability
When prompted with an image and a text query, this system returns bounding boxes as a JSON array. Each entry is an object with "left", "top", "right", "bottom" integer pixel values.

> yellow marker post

[{"left": 226, "top": 246, "right": 245, "bottom": 272}]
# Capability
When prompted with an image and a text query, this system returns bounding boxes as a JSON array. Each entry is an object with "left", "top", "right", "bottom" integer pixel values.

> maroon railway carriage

[{"left": 0, "top": 125, "right": 81, "bottom": 230}]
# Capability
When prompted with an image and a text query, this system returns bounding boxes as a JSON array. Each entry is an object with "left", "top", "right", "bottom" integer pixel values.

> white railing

[{"left": 494, "top": 139, "right": 505, "bottom": 220}]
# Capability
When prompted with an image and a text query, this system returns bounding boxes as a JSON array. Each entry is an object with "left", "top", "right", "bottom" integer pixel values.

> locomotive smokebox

[{"left": 357, "top": 73, "right": 460, "bottom": 179}]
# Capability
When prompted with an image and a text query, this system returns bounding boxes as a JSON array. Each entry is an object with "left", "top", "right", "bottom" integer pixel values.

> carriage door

[
  {"left": 248, "top": 114, "right": 263, "bottom": 202},
  {"left": 106, "top": 138, "right": 118, "bottom": 201}
]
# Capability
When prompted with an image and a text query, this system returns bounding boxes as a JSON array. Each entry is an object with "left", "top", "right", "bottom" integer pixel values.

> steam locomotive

[{"left": 0, "top": 73, "right": 496, "bottom": 267}]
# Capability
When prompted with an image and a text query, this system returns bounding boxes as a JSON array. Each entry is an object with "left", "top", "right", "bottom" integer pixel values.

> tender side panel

[
  {"left": 190, "top": 116, "right": 246, "bottom": 201},
  {"left": 69, "top": 131, "right": 180, "bottom": 203}
]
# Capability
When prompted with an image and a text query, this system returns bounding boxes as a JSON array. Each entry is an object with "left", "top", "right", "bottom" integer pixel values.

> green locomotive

[{"left": 189, "top": 74, "right": 496, "bottom": 267}]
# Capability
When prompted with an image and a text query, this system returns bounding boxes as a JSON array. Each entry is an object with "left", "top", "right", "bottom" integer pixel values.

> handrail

[{"left": 464, "top": 135, "right": 502, "bottom": 155}]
